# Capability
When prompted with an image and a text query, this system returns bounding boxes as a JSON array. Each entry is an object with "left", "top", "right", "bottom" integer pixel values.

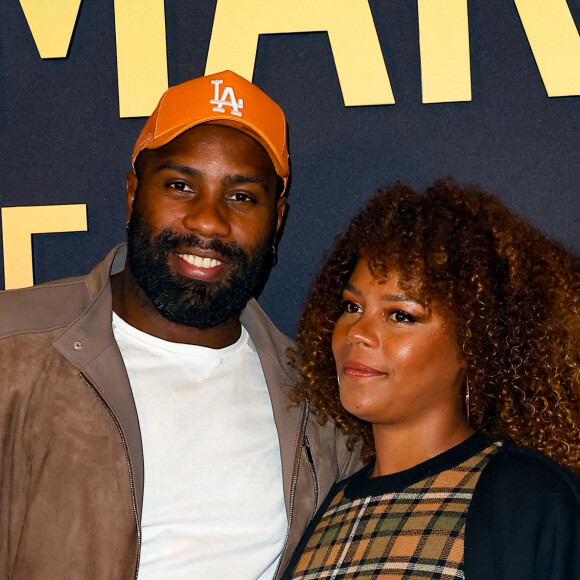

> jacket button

[{"left": 73, "top": 341, "right": 83, "bottom": 350}]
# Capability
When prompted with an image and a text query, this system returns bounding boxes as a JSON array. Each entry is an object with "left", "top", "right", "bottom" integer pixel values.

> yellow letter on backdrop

[
  {"left": 418, "top": 0, "right": 471, "bottom": 103},
  {"left": 2, "top": 205, "right": 87, "bottom": 290},
  {"left": 114, "top": 0, "right": 169, "bottom": 117},
  {"left": 18, "top": 0, "right": 82, "bottom": 58},
  {"left": 206, "top": 0, "right": 393, "bottom": 106},
  {"left": 514, "top": 0, "right": 580, "bottom": 97}
]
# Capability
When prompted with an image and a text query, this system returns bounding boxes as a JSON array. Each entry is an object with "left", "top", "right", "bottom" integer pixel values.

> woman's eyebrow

[
  {"left": 344, "top": 284, "right": 418, "bottom": 303},
  {"left": 380, "top": 293, "right": 420, "bottom": 304},
  {"left": 343, "top": 284, "right": 361, "bottom": 296}
]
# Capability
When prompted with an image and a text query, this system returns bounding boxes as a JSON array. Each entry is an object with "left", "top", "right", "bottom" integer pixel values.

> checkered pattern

[{"left": 289, "top": 442, "right": 503, "bottom": 579}]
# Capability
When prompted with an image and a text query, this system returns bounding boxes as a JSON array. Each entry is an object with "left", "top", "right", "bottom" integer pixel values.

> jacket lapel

[
  {"left": 241, "top": 300, "right": 306, "bottom": 516},
  {"left": 53, "top": 246, "right": 145, "bottom": 518}
]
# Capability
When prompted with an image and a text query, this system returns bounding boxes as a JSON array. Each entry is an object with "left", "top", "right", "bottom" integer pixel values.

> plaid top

[{"left": 285, "top": 434, "right": 503, "bottom": 580}]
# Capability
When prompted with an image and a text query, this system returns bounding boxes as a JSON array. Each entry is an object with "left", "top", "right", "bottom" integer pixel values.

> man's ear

[
  {"left": 275, "top": 196, "right": 288, "bottom": 238},
  {"left": 125, "top": 171, "right": 138, "bottom": 221}
]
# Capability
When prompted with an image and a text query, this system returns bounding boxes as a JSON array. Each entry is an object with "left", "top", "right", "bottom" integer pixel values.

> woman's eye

[
  {"left": 342, "top": 300, "right": 362, "bottom": 314},
  {"left": 390, "top": 310, "right": 417, "bottom": 323}
]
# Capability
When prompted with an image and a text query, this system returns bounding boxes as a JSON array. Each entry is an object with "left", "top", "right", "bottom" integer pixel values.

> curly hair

[{"left": 291, "top": 180, "right": 580, "bottom": 474}]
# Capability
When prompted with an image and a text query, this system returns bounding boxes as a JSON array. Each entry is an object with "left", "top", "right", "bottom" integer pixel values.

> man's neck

[{"left": 110, "top": 270, "right": 242, "bottom": 349}]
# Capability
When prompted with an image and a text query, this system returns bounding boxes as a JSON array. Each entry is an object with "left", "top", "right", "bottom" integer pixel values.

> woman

[{"left": 283, "top": 180, "right": 580, "bottom": 579}]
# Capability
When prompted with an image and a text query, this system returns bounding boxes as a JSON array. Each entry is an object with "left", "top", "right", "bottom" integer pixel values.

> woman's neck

[{"left": 371, "top": 419, "right": 474, "bottom": 477}]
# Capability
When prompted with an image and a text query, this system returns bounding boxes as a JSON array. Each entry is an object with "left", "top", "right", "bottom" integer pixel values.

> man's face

[{"left": 125, "top": 124, "right": 286, "bottom": 329}]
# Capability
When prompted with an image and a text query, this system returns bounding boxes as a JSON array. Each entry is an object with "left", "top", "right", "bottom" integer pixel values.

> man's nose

[{"left": 182, "top": 197, "right": 230, "bottom": 238}]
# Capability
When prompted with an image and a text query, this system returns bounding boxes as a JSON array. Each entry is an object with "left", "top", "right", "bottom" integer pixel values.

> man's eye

[
  {"left": 341, "top": 300, "right": 362, "bottom": 314},
  {"left": 169, "top": 181, "right": 193, "bottom": 192},
  {"left": 227, "top": 192, "right": 254, "bottom": 203},
  {"left": 390, "top": 310, "right": 417, "bottom": 323}
]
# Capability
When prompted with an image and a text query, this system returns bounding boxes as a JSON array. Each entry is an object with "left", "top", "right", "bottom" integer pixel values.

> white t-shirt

[{"left": 112, "top": 313, "right": 287, "bottom": 579}]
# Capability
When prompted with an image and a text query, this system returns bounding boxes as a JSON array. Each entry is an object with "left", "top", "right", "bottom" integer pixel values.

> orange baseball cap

[{"left": 132, "top": 70, "right": 289, "bottom": 185}]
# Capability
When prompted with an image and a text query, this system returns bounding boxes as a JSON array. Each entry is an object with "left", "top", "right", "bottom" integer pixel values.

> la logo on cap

[{"left": 210, "top": 79, "right": 243, "bottom": 117}]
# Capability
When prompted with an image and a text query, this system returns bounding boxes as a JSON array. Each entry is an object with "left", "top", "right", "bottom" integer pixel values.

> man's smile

[{"left": 176, "top": 253, "right": 224, "bottom": 269}]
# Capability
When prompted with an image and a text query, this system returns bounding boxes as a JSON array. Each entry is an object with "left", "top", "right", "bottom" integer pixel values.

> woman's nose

[{"left": 345, "top": 314, "right": 378, "bottom": 348}]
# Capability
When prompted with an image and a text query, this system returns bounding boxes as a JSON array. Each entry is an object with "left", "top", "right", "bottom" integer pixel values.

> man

[{"left": 0, "top": 71, "right": 359, "bottom": 579}]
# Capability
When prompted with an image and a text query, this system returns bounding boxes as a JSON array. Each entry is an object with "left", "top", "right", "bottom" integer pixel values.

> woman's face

[{"left": 332, "top": 258, "right": 466, "bottom": 430}]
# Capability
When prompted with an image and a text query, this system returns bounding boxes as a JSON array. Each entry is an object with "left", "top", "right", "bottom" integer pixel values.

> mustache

[{"left": 153, "top": 229, "right": 247, "bottom": 262}]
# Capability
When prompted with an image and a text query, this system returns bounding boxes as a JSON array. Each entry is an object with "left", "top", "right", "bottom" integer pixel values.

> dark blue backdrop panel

[{"left": 0, "top": 0, "right": 578, "bottom": 336}]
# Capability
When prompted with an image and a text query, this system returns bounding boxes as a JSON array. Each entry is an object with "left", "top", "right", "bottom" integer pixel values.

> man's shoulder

[
  {"left": 241, "top": 299, "right": 294, "bottom": 347},
  {"left": 0, "top": 275, "right": 91, "bottom": 339},
  {"left": 0, "top": 246, "right": 120, "bottom": 340},
  {"left": 241, "top": 299, "right": 296, "bottom": 371}
]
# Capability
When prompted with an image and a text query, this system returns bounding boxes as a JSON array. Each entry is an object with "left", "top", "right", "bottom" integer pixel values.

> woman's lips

[{"left": 342, "top": 360, "right": 385, "bottom": 378}]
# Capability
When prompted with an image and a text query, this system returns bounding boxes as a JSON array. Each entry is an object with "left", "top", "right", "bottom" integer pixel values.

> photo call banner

[{"left": 1, "top": 0, "right": 579, "bottom": 335}]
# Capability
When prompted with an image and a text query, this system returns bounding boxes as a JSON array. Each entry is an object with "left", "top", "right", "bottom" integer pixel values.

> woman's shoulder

[
  {"left": 481, "top": 440, "right": 580, "bottom": 502},
  {"left": 464, "top": 440, "right": 580, "bottom": 580}
]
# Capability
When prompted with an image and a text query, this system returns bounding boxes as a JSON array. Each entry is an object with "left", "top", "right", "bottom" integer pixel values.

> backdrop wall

[{"left": 1, "top": 0, "right": 578, "bottom": 336}]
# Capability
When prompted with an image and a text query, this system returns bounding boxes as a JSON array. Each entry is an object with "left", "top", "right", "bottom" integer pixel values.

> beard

[{"left": 126, "top": 207, "right": 275, "bottom": 329}]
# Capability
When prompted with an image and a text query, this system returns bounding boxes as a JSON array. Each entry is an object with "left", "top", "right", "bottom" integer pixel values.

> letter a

[{"left": 206, "top": 0, "right": 394, "bottom": 106}]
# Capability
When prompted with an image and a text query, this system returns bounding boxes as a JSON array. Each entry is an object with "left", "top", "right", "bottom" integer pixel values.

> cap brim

[{"left": 134, "top": 116, "right": 288, "bottom": 181}]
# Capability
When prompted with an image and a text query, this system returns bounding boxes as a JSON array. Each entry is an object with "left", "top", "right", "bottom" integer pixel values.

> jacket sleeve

[
  {"left": 464, "top": 444, "right": 580, "bottom": 580},
  {"left": 334, "top": 425, "right": 365, "bottom": 481}
]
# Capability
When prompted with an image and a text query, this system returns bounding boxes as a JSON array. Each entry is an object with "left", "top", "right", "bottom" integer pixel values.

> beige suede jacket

[{"left": 0, "top": 244, "right": 361, "bottom": 579}]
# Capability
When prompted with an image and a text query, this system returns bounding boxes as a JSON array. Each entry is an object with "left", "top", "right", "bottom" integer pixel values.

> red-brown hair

[{"left": 291, "top": 180, "right": 580, "bottom": 473}]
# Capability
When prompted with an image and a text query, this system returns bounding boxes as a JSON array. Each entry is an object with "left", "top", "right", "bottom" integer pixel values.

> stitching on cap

[
  {"left": 282, "top": 113, "right": 287, "bottom": 157},
  {"left": 153, "top": 91, "right": 169, "bottom": 137}
]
